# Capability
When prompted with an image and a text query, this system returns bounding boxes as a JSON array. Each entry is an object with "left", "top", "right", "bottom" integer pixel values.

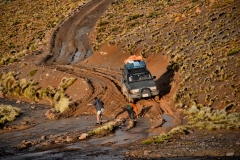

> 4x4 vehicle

[{"left": 121, "top": 60, "right": 159, "bottom": 102}]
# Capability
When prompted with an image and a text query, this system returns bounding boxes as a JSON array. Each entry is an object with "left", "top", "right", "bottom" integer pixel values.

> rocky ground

[{"left": 0, "top": 0, "right": 239, "bottom": 159}]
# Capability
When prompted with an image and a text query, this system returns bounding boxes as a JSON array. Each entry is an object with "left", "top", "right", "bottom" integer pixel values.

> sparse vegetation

[
  {"left": 88, "top": 120, "right": 123, "bottom": 136},
  {"left": 142, "top": 105, "right": 240, "bottom": 144},
  {"left": 227, "top": 47, "right": 240, "bottom": 56},
  {"left": 0, "top": 0, "right": 89, "bottom": 65},
  {"left": 0, "top": 0, "right": 239, "bottom": 150},
  {"left": 0, "top": 104, "right": 22, "bottom": 125},
  {"left": 88, "top": 121, "right": 116, "bottom": 136},
  {"left": 29, "top": 70, "right": 37, "bottom": 77},
  {"left": 0, "top": 72, "right": 76, "bottom": 113},
  {"left": 92, "top": 0, "right": 239, "bottom": 116}
]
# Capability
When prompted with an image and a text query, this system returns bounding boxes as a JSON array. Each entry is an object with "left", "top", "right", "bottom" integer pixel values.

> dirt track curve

[{"left": 33, "top": 0, "right": 181, "bottom": 130}]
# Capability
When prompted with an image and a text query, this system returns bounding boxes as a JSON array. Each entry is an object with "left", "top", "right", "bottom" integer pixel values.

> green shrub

[
  {"left": 146, "top": 12, "right": 159, "bottom": 18},
  {"left": 59, "top": 77, "right": 77, "bottom": 91},
  {"left": 98, "top": 20, "right": 109, "bottom": 27},
  {"left": 23, "top": 83, "right": 37, "bottom": 100},
  {"left": 88, "top": 121, "right": 116, "bottom": 136},
  {"left": 0, "top": 104, "right": 22, "bottom": 125},
  {"left": 142, "top": 106, "right": 240, "bottom": 144},
  {"left": 54, "top": 95, "right": 70, "bottom": 113},
  {"left": 29, "top": 69, "right": 37, "bottom": 77},
  {"left": 142, "top": 125, "right": 189, "bottom": 144},
  {"left": 227, "top": 48, "right": 240, "bottom": 56},
  {"left": 125, "top": 14, "right": 142, "bottom": 22}
]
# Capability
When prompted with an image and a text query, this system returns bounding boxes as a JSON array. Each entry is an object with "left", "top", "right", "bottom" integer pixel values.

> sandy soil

[{"left": 0, "top": 0, "right": 239, "bottom": 159}]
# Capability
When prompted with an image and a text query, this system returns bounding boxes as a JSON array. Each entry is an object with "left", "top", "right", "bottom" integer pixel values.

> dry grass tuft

[
  {"left": 0, "top": 104, "right": 22, "bottom": 125},
  {"left": 0, "top": 72, "right": 76, "bottom": 113}
]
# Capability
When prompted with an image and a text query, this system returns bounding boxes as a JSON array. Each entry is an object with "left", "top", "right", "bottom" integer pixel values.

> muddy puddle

[
  {"left": 0, "top": 116, "right": 151, "bottom": 159},
  {"left": 162, "top": 114, "right": 174, "bottom": 127}
]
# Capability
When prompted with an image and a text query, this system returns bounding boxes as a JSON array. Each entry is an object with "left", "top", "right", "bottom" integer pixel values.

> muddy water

[
  {"left": 89, "top": 117, "right": 151, "bottom": 145},
  {"left": 1, "top": 116, "right": 151, "bottom": 159},
  {"left": 0, "top": 117, "right": 151, "bottom": 146},
  {"left": 0, "top": 116, "right": 97, "bottom": 148},
  {"left": 162, "top": 114, "right": 174, "bottom": 127}
]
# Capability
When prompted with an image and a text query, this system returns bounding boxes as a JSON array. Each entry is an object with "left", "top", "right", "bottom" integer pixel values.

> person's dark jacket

[{"left": 93, "top": 98, "right": 104, "bottom": 111}]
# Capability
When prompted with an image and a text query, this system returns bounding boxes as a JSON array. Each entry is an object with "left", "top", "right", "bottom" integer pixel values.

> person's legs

[
  {"left": 96, "top": 109, "right": 103, "bottom": 124},
  {"left": 99, "top": 113, "right": 103, "bottom": 124},
  {"left": 129, "top": 108, "right": 134, "bottom": 119},
  {"left": 96, "top": 113, "right": 100, "bottom": 124},
  {"left": 126, "top": 109, "right": 131, "bottom": 118}
]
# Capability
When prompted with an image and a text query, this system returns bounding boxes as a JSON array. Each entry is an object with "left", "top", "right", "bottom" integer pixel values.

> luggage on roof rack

[{"left": 125, "top": 60, "right": 146, "bottom": 70}]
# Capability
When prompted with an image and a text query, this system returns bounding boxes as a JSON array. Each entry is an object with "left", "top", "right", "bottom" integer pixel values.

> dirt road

[
  {"left": 1, "top": 0, "right": 239, "bottom": 159},
  {"left": 31, "top": 0, "right": 181, "bottom": 131}
]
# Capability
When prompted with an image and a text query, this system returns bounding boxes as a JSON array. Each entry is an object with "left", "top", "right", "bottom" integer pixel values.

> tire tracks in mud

[
  {"left": 55, "top": 65, "right": 127, "bottom": 116},
  {"left": 45, "top": 0, "right": 114, "bottom": 65},
  {"left": 42, "top": 0, "right": 181, "bottom": 128}
]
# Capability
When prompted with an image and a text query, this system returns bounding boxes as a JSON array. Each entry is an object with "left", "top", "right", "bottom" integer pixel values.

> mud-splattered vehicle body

[{"left": 121, "top": 60, "right": 159, "bottom": 102}]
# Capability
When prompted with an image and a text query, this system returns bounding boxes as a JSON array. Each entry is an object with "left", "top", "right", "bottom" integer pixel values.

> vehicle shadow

[
  {"left": 139, "top": 106, "right": 152, "bottom": 117},
  {"left": 155, "top": 65, "right": 175, "bottom": 99}
]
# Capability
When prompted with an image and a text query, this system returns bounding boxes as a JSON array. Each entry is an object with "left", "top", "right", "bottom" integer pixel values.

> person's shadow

[
  {"left": 115, "top": 106, "right": 152, "bottom": 118},
  {"left": 139, "top": 106, "right": 152, "bottom": 117},
  {"left": 115, "top": 108, "right": 127, "bottom": 118},
  {"left": 155, "top": 64, "right": 175, "bottom": 99}
]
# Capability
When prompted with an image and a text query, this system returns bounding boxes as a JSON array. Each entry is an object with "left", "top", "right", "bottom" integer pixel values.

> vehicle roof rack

[{"left": 124, "top": 60, "right": 146, "bottom": 70}]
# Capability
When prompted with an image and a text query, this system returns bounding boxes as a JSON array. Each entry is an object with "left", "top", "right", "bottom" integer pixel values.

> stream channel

[{"left": 0, "top": 99, "right": 174, "bottom": 159}]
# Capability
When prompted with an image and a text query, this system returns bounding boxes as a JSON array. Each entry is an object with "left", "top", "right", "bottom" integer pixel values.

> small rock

[
  {"left": 79, "top": 133, "right": 88, "bottom": 140},
  {"left": 100, "top": 51, "right": 107, "bottom": 55},
  {"left": 16, "top": 100, "right": 21, "bottom": 104},
  {"left": 41, "top": 135, "right": 46, "bottom": 140},
  {"left": 144, "top": 150, "right": 152, "bottom": 156},
  {"left": 187, "top": 129, "right": 194, "bottom": 134},
  {"left": 226, "top": 152, "right": 234, "bottom": 156},
  {"left": 66, "top": 136, "right": 74, "bottom": 142},
  {"left": 55, "top": 139, "right": 61, "bottom": 144},
  {"left": 45, "top": 109, "right": 59, "bottom": 120},
  {"left": 31, "top": 106, "right": 36, "bottom": 110},
  {"left": 21, "top": 121, "right": 28, "bottom": 125}
]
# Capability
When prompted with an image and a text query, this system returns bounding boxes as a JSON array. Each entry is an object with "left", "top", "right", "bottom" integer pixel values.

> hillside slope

[
  {"left": 0, "top": 0, "right": 240, "bottom": 159},
  {"left": 90, "top": 0, "right": 240, "bottom": 111}
]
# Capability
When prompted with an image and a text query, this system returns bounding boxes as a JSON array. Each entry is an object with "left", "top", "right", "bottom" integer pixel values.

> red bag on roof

[{"left": 124, "top": 55, "right": 143, "bottom": 64}]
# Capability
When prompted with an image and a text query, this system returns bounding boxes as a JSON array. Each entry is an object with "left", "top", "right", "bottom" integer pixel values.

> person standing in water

[
  {"left": 125, "top": 103, "right": 138, "bottom": 119},
  {"left": 88, "top": 97, "right": 104, "bottom": 125}
]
